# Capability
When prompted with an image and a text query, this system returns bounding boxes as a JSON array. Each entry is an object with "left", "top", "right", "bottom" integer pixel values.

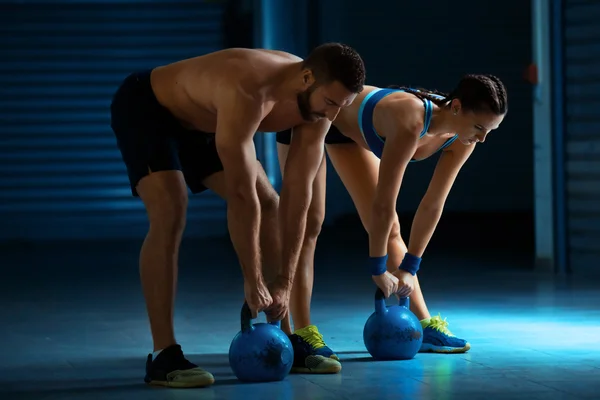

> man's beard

[{"left": 297, "top": 86, "right": 325, "bottom": 122}]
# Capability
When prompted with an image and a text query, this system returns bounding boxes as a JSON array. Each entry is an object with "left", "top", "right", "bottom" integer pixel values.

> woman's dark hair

[{"left": 389, "top": 74, "right": 508, "bottom": 115}]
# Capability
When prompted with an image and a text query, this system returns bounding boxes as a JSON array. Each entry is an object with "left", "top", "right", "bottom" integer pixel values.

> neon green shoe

[
  {"left": 419, "top": 314, "right": 471, "bottom": 353},
  {"left": 289, "top": 325, "right": 342, "bottom": 374}
]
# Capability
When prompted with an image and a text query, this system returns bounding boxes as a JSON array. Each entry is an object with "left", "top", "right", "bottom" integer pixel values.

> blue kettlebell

[
  {"left": 363, "top": 288, "right": 424, "bottom": 360},
  {"left": 228, "top": 302, "right": 294, "bottom": 382}
]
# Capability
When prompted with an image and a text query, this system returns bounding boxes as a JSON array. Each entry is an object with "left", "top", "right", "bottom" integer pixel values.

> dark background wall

[
  {"left": 561, "top": 0, "right": 600, "bottom": 274},
  {"left": 0, "top": 0, "right": 533, "bottom": 252},
  {"left": 0, "top": 1, "right": 229, "bottom": 240},
  {"left": 316, "top": 0, "right": 533, "bottom": 223}
]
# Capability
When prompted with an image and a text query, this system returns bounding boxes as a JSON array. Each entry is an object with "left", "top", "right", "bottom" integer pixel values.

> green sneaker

[
  {"left": 289, "top": 325, "right": 341, "bottom": 374},
  {"left": 419, "top": 315, "right": 471, "bottom": 353}
]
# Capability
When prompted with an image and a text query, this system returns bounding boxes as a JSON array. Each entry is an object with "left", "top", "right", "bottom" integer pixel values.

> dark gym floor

[{"left": 1, "top": 213, "right": 599, "bottom": 400}]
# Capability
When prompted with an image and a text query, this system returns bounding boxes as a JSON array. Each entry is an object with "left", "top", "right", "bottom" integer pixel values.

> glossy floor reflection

[{"left": 0, "top": 225, "right": 598, "bottom": 400}]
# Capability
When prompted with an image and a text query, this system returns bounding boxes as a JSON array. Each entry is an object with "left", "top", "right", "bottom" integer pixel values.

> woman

[{"left": 276, "top": 74, "right": 508, "bottom": 374}]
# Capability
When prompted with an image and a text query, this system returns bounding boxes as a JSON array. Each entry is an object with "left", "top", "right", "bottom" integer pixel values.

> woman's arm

[
  {"left": 407, "top": 141, "right": 476, "bottom": 258},
  {"left": 368, "top": 99, "right": 423, "bottom": 293}
]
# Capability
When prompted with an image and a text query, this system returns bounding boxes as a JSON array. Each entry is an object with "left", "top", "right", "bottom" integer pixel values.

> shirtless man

[
  {"left": 276, "top": 74, "right": 508, "bottom": 371},
  {"left": 109, "top": 43, "right": 366, "bottom": 388}
]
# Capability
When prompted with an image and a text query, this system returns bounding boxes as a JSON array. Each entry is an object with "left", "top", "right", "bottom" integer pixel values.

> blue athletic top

[{"left": 357, "top": 88, "right": 458, "bottom": 161}]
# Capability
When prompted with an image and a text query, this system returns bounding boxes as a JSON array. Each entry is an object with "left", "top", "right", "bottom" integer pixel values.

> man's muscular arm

[
  {"left": 269, "top": 119, "right": 330, "bottom": 319},
  {"left": 215, "top": 87, "right": 270, "bottom": 316}
]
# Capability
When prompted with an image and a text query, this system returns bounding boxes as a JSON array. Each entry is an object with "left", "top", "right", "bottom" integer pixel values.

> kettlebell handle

[
  {"left": 374, "top": 288, "right": 410, "bottom": 314},
  {"left": 240, "top": 302, "right": 281, "bottom": 332}
]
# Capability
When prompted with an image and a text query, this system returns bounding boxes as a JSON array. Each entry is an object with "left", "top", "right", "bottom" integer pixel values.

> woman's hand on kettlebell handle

[
  {"left": 372, "top": 271, "right": 399, "bottom": 298},
  {"left": 244, "top": 278, "right": 273, "bottom": 318},
  {"left": 393, "top": 269, "right": 415, "bottom": 298}
]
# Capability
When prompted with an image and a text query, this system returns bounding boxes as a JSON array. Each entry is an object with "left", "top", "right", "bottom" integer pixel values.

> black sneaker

[{"left": 144, "top": 344, "right": 215, "bottom": 388}]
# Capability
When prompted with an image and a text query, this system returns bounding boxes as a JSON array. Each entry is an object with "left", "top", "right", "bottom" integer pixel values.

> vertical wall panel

[
  {"left": 564, "top": 0, "right": 600, "bottom": 272},
  {"left": 253, "top": 0, "right": 309, "bottom": 190},
  {"left": 532, "top": 0, "right": 556, "bottom": 272},
  {"left": 0, "top": 1, "right": 227, "bottom": 240}
]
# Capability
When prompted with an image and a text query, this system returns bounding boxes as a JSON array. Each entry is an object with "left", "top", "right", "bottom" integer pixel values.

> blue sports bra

[{"left": 357, "top": 88, "right": 458, "bottom": 160}]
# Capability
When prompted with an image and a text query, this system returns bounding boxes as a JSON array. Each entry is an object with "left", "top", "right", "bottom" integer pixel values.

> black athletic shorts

[
  {"left": 110, "top": 69, "right": 223, "bottom": 196},
  {"left": 275, "top": 124, "right": 355, "bottom": 145}
]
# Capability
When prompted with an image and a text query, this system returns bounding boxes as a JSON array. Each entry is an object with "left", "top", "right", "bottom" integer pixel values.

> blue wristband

[
  {"left": 369, "top": 255, "right": 388, "bottom": 276},
  {"left": 399, "top": 253, "right": 421, "bottom": 275}
]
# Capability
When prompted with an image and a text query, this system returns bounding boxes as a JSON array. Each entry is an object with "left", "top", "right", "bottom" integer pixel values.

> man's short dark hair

[{"left": 302, "top": 43, "right": 365, "bottom": 94}]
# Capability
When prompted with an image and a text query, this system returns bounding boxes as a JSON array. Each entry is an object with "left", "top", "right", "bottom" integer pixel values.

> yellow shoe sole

[{"left": 290, "top": 356, "right": 342, "bottom": 374}]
